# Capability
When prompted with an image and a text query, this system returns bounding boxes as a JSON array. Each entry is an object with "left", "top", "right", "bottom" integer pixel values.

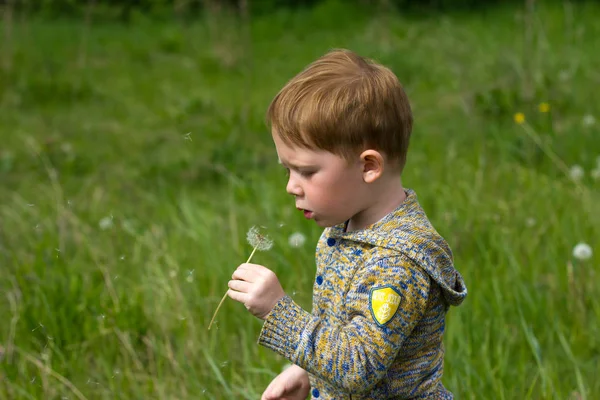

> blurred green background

[{"left": 1, "top": 0, "right": 599, "bottom": 399}]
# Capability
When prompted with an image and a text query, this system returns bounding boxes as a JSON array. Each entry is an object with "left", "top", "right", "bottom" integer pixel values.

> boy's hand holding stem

[
  {"left": 208, "top": 226, "right": 285, "bottom": 329},
  {"left": 208, "top": 226, "right": 308, "bottom": 400}
]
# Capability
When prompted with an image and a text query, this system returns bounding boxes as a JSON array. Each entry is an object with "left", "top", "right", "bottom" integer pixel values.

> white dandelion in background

[
  {"left": 186, "top": 270, "right": 194, "bottom": 283},
  {"left": 526, "top": 218, "right": 536, "bottom": 228},
  {"left": 288, "top": 232, "right": 306, "bottom": 248},
  {"left": 582, "top": 114, "right": 596, "bottom": 127},
  {"left": 558, "top": 70, "right": 571, "bottom": 82},
  {"left": 569, "top": 165, "right": 584, "bottom": 182},
  {"left": 208, "top": 225, "right": 273, "bottom": 330},
  {"left": 572, "top": 243, "right": 592, "bottom": 261},
  {"left": 99, "top": 216, "right": 114, "bottom": 230}
]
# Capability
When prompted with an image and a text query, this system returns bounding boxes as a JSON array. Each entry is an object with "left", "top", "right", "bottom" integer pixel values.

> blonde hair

[{"left": 267, "top": 49, "right": 413, "bottom": 171}]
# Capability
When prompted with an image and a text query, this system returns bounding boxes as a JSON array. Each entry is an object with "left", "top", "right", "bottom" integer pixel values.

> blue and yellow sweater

[{"left": 258, "top": 189, "right": 467, "bottom": 399}]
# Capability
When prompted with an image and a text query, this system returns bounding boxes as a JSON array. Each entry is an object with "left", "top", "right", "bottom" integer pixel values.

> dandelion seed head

[
  {"left": 247, "top": 226, "right": 274, "bottom": 251},
  {"left": 573, "top": 243, "right": 592, "bottom": 261},
  {"left": 558, "top": 70, "right": 571, "bottom": 81},
  {"left": 169, "top": 270, "right": 177, "bottom": 278},
  {"left": 288, "top": 232, "right": 306, "bottom": 248},
  {"left": 99, "top": 216, "right": 113, "bottom": 230},
  {"left": 569, "top": 165, "right": 584, "bottom": 181},
  {"left": 61, "top": 142, "right": 73, "bottom": 154},
  {"left": 582, "top": 114, "right": 596, "bottom": 127},
  {"left": 526, "top": 218, "right": 536, "bottom": 227}
]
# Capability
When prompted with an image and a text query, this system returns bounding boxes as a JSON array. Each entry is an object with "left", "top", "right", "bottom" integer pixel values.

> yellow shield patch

[{"left": 369, "top": 286, "right": 402, "bottom": 326}]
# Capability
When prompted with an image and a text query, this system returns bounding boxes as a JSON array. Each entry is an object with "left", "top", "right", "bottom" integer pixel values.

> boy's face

[{"left": 273, "top": 134, "right": 367, "bottom": 228}]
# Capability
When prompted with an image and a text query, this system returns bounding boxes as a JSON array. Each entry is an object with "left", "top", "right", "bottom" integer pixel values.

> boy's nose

[{"left": 286, "top": 176, "right": 303, "bottom": 197}]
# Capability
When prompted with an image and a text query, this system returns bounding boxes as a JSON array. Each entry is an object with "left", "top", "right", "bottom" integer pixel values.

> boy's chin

[{"left": 314, "top": 217, "right": 344, "bottom": 228}]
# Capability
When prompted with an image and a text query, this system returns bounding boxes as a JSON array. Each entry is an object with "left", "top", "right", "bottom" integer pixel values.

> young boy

[{"left": 226, "top": 49, "right": 467, "bottom": 400}]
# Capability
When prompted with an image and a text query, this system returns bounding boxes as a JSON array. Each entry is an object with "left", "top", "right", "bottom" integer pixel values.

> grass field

[{"left": 1, "top": 0, "right": 599, "bottom": 398}]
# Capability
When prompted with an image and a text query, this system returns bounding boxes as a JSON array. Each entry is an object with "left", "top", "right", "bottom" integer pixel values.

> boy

[{"left": 226, "top": 49, "right": 467, "bottom": 399}]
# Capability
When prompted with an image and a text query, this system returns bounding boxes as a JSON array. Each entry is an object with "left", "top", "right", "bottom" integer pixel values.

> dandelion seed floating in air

[
  {"left": 208, "top": 225, "right": 273, "bottom": 330},
  {"left": 573, "top": 243, "right": 592, "bottom": 261}
]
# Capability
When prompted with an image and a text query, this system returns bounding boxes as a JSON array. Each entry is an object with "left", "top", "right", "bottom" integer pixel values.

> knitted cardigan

[{"left": 258, "top": 189, "right": 467, "bottom": 399}]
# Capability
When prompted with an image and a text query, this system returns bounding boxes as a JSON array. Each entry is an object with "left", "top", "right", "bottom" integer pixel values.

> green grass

[{"left": 1, "top": 0, "right": 599, "bottom": 398}]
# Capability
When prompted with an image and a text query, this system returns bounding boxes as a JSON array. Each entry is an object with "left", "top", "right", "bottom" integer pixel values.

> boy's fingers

[
  {"left": 240, "top": 263, "right": 271, "bottom": 274},
  {"left": 232, "top": 268, "right": 255, "bottom": 282},
  {"left": 228, "top": 280, "right": 250, "bottom": 293},
  {"left": 226, "top": 289, "right": 247, "bottom": 303}
]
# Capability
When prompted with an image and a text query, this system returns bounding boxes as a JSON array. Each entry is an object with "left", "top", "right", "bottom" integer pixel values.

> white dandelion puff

[
  {"left": 60, "top": 142, "right": 73, "bottom": 154},
  {"left": 288, "top": 232, "right": 306, "bottom": 248},
  {"left": 246, "top": 226, "right": 274, "bottom": 251},
  {"left": 582, "top": 114, "right": 596, "bottom": 127},
  {"left": 572, "top": 243, "right": 592, "bottom": 261},
  {"left": 558, "top": 70, "right": 571, "bottom": 82},
  {"left": 526, "top": 218, "right": 536, "bottom": 227},
  {"left": 186, "top": 270, "right": 194, "bottom": 283},
  {"left": 99, "top": 216, "right": 114, "bottom": 230},
  {"left": 569, "top": 165, "right": 584, "bottom": 182}
]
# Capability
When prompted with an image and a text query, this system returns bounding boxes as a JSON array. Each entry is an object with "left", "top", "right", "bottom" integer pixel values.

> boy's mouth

[{"left": 298, "top": 207, "right": 314, "bottom": 219}]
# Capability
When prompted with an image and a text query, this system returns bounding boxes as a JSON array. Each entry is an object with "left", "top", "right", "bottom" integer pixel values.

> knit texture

[{"left": 258, "top": 189, "right": 467, "bottom": 399}]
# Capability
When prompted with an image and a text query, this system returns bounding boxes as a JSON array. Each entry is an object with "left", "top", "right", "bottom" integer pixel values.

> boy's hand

[
  {"left": 227, "top": 263, "right": 285, "bottom": 320},
  {"left": 262, "top": 364, "right": 310, "bottom": 400}
]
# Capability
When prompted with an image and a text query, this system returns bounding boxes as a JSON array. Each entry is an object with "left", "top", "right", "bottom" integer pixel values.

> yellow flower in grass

[
  {"left": 514, "top": 112, "right": 525, "bottom": 124},
  {"left": 538, "top": 102, "right": 550, "bottom": 113}
]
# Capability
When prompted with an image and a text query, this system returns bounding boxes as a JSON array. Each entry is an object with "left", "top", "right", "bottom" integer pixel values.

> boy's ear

[{"left": 359, "top": 150, "right": 384, "bottom": 183}]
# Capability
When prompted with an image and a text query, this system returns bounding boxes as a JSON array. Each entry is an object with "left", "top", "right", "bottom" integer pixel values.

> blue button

[
  {"left": 316, "top": 276, "right": 323, "bottom": 285},
  {"left": 312, "top": 388, "right": 320, "bottom": 398},
  {"left": 327, "top": 238, "right": 336, "bottom": 246}
]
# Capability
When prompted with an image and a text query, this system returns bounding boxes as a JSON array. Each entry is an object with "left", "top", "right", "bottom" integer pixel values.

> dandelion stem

[
  {"left": 245, "top": 245, "right": 258, "bottom": 264},
  {"left": 208, "top": 244, "right": 259, "bottom": 330}
]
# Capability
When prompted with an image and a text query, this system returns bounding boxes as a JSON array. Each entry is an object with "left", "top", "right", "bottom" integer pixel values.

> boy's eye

[{"left": 300, "top": 170, "right": 315, "bottom": 177}]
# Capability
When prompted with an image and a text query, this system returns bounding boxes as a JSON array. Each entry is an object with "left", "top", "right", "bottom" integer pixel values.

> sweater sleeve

[{"left": 257, "top": 256, "right": 430, "bottom": 393}]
